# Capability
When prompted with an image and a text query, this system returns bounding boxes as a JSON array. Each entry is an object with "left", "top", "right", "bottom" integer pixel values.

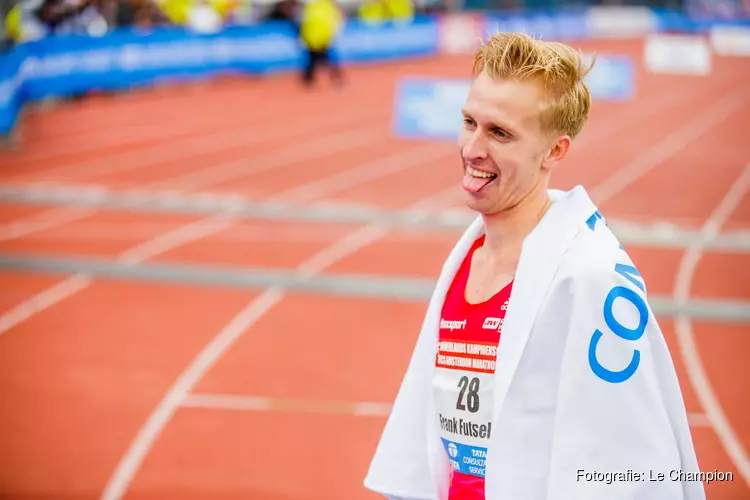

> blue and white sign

[
  {"left": 584, "top": 54, "right": 635, "bottom": 101},
  {"left": 392, "top": 76, "right": 470, "bottom": 140},
  {"left": 392, "top": 57, "right": 634, "bottom": 141}
]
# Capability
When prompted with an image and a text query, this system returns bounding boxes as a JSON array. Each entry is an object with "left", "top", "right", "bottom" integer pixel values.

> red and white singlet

[{"left": 433, "top": 235, "right": 513, "bottom": 500}]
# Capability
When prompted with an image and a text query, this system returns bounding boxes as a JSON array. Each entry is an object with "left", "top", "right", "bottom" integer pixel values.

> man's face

[{"left": 458, "top": 71, "right": 568, "bottom": 215}]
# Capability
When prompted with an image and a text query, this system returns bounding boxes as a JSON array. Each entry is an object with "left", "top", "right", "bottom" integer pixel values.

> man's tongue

[{"left": 463, "top": 172, "right": 495, "bottom": 193}]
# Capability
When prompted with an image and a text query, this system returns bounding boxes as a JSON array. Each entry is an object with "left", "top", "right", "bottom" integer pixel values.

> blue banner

[
  {"left": 0, "top": 17, "right": 440, "bottom": 136},
  {"left": 0, "top": 47, "right": 27, "bottom": 135},
  {"left": 337, "top": 16, "right": 439, "bottom": 63}
]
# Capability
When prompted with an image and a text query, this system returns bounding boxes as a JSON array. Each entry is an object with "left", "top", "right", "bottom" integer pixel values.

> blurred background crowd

[
  {"left": 0, "top": 0, "right": 438, "bottom": 49},
  {"left": 2, "top": 0, "right": 749, "bottom": 52}
]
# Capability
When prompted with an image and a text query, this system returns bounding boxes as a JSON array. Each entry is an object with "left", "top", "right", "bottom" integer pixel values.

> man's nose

[{"left": 461, "top": 130, "right": 488, "bottom": 161}]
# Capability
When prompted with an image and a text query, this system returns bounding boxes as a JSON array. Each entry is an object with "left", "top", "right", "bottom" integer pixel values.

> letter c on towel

[{"left": 589, "top": 285, "right": 648, "bottom": 383}]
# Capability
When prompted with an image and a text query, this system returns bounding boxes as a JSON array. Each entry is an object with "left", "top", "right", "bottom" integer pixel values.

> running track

[{"left": 0, "top": 39, "right": 748, "bottom": 499}]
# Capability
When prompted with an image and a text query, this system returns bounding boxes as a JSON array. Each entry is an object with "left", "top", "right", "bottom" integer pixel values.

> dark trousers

[{"left": 302, "top": 48, "right": 343, "bottom": 86}]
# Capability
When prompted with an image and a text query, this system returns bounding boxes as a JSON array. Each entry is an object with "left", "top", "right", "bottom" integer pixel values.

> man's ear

[{"left": 541, "top": 135, "right": 572, "bottom": 171}]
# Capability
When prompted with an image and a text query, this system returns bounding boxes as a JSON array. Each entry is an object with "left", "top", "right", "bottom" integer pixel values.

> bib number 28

[{"left": 456, "top": 376, "right": 480, "bottom": 413}]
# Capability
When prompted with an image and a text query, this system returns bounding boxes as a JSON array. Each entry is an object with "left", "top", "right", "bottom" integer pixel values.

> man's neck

[{"left": 480, "top": 183, "right": 551, "bottom": 264}]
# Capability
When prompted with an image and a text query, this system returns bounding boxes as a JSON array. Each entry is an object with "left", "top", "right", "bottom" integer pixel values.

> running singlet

[{"left": 433, "top": 235, "right": 513, "bottom": 500}]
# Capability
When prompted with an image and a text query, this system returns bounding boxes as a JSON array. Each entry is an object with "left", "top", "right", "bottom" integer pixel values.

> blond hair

[{"left": 472, "top": 32, "right": 595, "bottom": 139}]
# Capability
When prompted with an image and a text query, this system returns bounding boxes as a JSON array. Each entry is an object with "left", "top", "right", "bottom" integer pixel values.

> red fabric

[{"left": 434, "top": 235, "right": 513, "bottom": 500}]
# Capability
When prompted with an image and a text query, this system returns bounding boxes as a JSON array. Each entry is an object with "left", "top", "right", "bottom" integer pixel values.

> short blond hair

[{"left": 472, "top": 32, "right": 595, "bottom": 139}]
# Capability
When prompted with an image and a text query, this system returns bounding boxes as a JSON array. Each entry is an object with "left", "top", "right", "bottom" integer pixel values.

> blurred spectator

[
  {"left": 186, "top": 0, "right": 222, "bottom": 32},
  {"left": 159, "top": 0, "right": 193, "bottom": 24},
  {"left": 5, "top": 0, "right": 52, "bottom": 42},
  {"left": 113, "top": 0, "right": 170, "bottom": 29},
  {"left": 53, "top": 0, "right": 110, "bottom": 36},
  {"left": 299, "top": 0, "right": 344, "bottom": 87},
  {"left": 357, "top": 0, "right": 414, "bottom": 25},
  {"left": 156, "top": 0, "right": 240, "bottom": 30},
  {"left": 266, "top": 0, "right": 297, "bottom": 21},
  {"left": 208, "top": 0, "right": 238, "bottom": 21},
  {"left": 265, "top": 0, "right": 300, "bottom": 33}
]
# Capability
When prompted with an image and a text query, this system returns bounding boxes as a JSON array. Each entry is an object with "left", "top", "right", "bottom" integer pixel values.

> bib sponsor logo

[
  {"left": 482, "top": 317, "right": 504, "bottom": 331},
  {"left": 440, "top": 318, "right": 467, "bottom": 331}
]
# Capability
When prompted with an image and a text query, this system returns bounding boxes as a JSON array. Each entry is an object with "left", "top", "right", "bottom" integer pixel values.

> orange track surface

[{"left": 0, "top": 39, "right": 749, "bottom": 499}]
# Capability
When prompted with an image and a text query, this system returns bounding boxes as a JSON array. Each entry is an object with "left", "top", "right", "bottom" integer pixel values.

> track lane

[
  {"left": 691, "top": 321, "right": 750, "bottom": 463},
  {"left": 152, "top": 219, "right": 363, "bottom": 269},
  {"left": 0, "top": 212, "right": 206, "bottom": 259},
  {"left": 0, "top": 271, "right": 72, "bottom": 315},
  {"left": 125, "top": 410, "right": 386, "bottom": 500},
  {"left": 693, "top": 252, "right": 750, "bottom": 301},
  {"left": 0, "top": 279, "right": 261, "bottom": 498},
  {"left": 192, "top": 293, "right": 424, "bottom": 403},
  {"left": 690, "top": 427, "right": 750, "bottom": 500},
  {"left": 0, "top": 204, "right": 64, "bottom": 224},
  {"left": 596, "top": 103, "right": 750, "bottom": 223}
]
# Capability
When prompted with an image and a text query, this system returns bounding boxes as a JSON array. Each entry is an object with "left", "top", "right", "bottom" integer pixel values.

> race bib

[{"left": 434, "top": 336, "right": 499, "bottom": 478}]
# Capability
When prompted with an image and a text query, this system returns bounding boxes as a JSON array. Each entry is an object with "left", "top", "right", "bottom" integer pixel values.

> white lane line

[
  {"left": 4, "top": 220, "right": 359, "bottom": 243},
  {"left": 117, "top": 215, "right": 236, "bottom": 265},
  {"left": 36, "top": 102, "right": 377, "bottom": 182},
  {"left": 674, "top": 162, "right": 750, "bottom": 489},
  {"left": 0, "top": 207, "right": 97, "bottom": 241},
  {"left": 149, "top": 127, "right": 381, "bottom": 192},
  {"left": 181, "top": 393, "right": 712, "bottom": 424},
  {"left": 270, "top": 143, "right": 452, "bottom": 204},
  {"left": 0, "top": 274, "right": 92, "bottom": 337},
  {"left": 574, "top": 74, "right": 721, "bottom": 149},
  {"left": 182, "top": 393, "right": 395, "bottom": 417},
  {"left": 590, "top": 87, "right": 750, "bottom": 204}
]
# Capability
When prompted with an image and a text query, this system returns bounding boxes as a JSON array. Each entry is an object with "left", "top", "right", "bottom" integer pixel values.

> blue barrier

[
  {"left": 0, "top": 46, "right": 26, "bottom": 135},
  {"left": 1, "top": 8, "right": 748, "bottom": 137},
  {"left": 0, "top": 17, "right": 439, "bottom": 136}
]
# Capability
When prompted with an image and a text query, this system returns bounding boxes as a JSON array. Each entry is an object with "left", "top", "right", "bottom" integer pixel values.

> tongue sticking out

[{"left": 463, "top": 172, "right": 496, "bottom": 193}]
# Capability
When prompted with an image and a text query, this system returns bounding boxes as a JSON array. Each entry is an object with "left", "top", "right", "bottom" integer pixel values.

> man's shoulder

[{"left": 559, "top": 215, "right": 648, "bottom": 295}]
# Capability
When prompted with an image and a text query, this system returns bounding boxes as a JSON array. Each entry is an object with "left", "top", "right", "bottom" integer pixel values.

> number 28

[{"left": 456, "top": 376, "right": 480, "bottom": 413}]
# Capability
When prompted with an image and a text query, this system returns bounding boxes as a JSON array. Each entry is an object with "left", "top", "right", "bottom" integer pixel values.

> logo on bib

[
  {"left": 440, "top": 318, "right": 467, "bottom": 331},
  {"left": 482, "top": 317, "right": 504, "bottom": 331}
]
